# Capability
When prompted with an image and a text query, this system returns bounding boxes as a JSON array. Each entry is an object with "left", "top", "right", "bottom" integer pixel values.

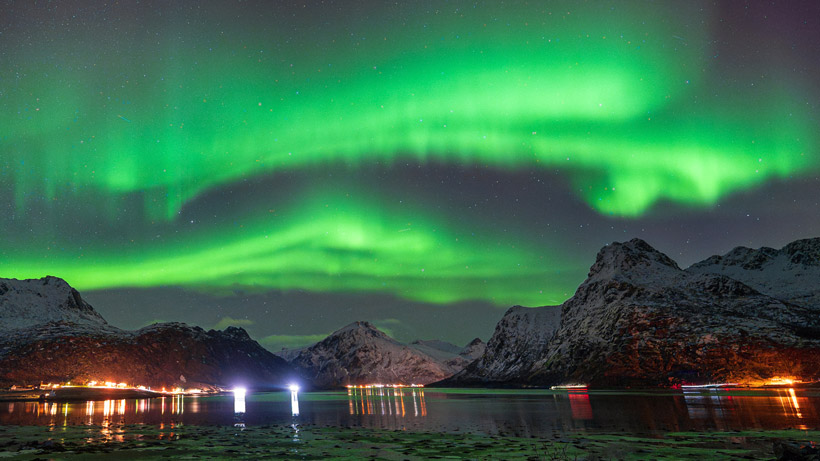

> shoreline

[
  {"left": 3, "top": 384, "right": 818, "bottom": 403},
  {"left": 0, "top": 387, "right": 221, "bottom": 403}
]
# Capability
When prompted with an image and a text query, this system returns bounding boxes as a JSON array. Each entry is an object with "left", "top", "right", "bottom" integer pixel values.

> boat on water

[
  {"left": 680, "top": 383, "right": 742, "bottom": 389},
  {"left": 550, "top": 384, "right": 588, "bottom": 390}
]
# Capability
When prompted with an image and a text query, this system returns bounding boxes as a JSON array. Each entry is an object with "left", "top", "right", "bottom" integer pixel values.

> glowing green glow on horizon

[{"left": 5, "top": 193, "right": 576, "bottom": 306}]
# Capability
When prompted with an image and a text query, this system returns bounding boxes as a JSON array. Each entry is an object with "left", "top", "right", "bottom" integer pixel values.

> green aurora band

[
  {"left": 1, "top": 1, "right": 817, "bottom": 305},
  {"left": 4, "top": 192, "right": 577, "bottom": 306}
]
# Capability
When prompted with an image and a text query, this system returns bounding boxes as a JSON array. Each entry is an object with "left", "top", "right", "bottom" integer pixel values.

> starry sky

[{"left": 2, "top": 1, "right": 819, "bottom": 350}]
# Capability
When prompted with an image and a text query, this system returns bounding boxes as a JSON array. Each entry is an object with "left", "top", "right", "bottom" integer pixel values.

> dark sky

[{"left": 2, "top": 1, "right": 819, "bottom": 350}]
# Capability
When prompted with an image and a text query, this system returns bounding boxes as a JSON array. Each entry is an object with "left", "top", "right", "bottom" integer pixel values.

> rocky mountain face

[
  {"left": 0, "top": 277, "right": 107, "bottom": 331},
  {"left": 440, "top": 305, "right": 561, "bottom": 386},
  {"left": 688, "top": 237, "right": 820, "bottom": 310},
  {"left": 459, "top": 338, "right": 487, "bottom": 362},
  {"left": 408, "top": 338, "right": 487, "bottom": 370},
  {"left": 290, "top": 321, "right": 455, "bottom": 388},
  {"left": 443, "top": 238, "right": 820, "bottom": 387},
  {"left": 0, "top": 277, "right": 294, "bottom": 389}
]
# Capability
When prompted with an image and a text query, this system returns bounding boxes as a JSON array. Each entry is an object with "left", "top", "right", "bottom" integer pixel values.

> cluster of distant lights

[
  {"left": 34, "top": 382, "right": 304, "bottom": 398},
  {"left": 36, "top": 381, "right": 206, "bottom": 395},
  {"left": 678, "top": 377, "right": 800, "bottom": 389},
  {"left": 345, "top": 384, "right": 425, "bottom": 389},
  {"left": 27, "top": 376, "right": 805, "bottom": 403}
]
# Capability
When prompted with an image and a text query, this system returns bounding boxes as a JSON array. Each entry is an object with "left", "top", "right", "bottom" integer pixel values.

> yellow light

[{"left": 766, "top": 376, "right": 798, "bottom": 386}]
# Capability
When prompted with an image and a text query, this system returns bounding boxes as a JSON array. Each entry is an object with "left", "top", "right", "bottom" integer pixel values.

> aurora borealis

[{"left": 2, "top": 1, "right": 819, "bottom": 348}]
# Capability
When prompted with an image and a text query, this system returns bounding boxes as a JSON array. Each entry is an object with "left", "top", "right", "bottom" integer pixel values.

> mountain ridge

[
  {"left": 0, "top": 276, "right": 295, "bottom": 389},
  {"left": 441, "top": 237, "right": 820, "bottom": 388},
  {"left": 290, "top": 321, "right": 456, "bottom": 388}
]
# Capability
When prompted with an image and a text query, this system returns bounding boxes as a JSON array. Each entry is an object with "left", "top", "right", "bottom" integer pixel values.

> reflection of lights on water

[
  {"left": 682, "top": 389, "right": 730, "bottom": 422},
  {"left": 101, "top": 399, "right": 128, "bottom": 417},
  {"left": 172, "top": 395, "right": 183, "bottom": 415},
  {"left": 567, "top": 389, "right": 594, "bottom": 420},
  {"left": 189, "top": 396, "right": 200, "bottom": 414},
  {"left": 291, "top": 422, "right": 299, "bottom": 443},
  {"left": 290, "top": 386, "right": 300, "bottom": 416},
  {"left": 347, "top": 386, "right": 426, "bottom": 417},
  {"left": 789, "top": 389, "right": 802, "bottom": 419},
  {"left": 681, "top": 387, "right": 808, "bottom": 425},
  {"left": 233, "top": 387, "right": 247, "bottom": 414},
  {"left": 289, "top": 386, "right": 301, "bottom": 444},
  {"left": 777, "top": 388, "right": 803, "bottom": 419}
]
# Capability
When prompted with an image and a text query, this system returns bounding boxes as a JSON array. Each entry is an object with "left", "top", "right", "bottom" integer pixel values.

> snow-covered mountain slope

[
  {"left": 439, "top": 305, "right": 561, "bottom": 386},
  {"left": 0, "top": 276, "right": 294, "bottom": 388},
  {"left": 688, "top": 237, "right": 820, "bottom": 310},
  {"left": 443, "top": 238, "right": 820, "bottom": 387},
  {"left": 0, "top": 276, "right": 107, "bottom": 331},
  {"left": 290, "top": 321, "right": 454, "bottom": 388}
]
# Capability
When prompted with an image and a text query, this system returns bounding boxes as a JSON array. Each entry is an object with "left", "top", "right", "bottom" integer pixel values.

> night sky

[{"left": 2, "top": 1, "right": 819, "bottom": 350}]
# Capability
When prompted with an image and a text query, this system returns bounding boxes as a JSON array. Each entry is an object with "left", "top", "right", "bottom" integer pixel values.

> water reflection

[
  {"left": 1, "top": 389, "right": 818, "bottom": 438},
  {"left": 780, "top": 388, "right": 802, "bottom": 419},
  {"left": 683, "top": 389, "right": 728, "bottom": 420},
  {"left": 679, "top": 388, "right": 813, "bottom": 431},
  {"left": 567, "top": 389, "right": 593, "bottom": 420},
  {"left": 347, "top": 387, "right": 427, "bottom": 418},
  {"left": 233, "top": 388, "right": 246, "bottom": 429},
  {"left": 291, "top": 388, "right": 300, "bottom": 416},
  {"left": 233, "top": 389, "right": 246, "bottom": 415}
]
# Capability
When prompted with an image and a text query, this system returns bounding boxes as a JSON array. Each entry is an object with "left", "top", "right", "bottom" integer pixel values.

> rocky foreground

[
  {"left": 443, "top": 238, "right": 820, "bottom": 387},
  {"left": 0, "top": 422, "right": 814, "bottom": 460},
  {"left": 0, "top": 277, "right": 294, "bottom": 389}
]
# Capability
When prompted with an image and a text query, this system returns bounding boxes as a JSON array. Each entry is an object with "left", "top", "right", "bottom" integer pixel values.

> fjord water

[{"left": 1, "top": 389, "right": 817, "bottom": 437}]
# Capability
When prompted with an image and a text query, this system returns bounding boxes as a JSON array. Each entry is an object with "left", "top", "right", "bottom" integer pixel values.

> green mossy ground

[{"left": 0, "top": 424, "right": 816, "bottom": 460}]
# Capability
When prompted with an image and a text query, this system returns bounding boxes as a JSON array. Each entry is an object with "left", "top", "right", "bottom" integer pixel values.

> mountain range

[
  {"left": 0, "top": 277, "right": 294, "bottom": 389},
  {"left": 442, "top": 238, "right": 820, "bottom": 387},
  {"left": 1, "top": 237, "right": 817, "bottom": 389},
  {"left": 290, "top": 321, "right": 484, "bottom": 388}
]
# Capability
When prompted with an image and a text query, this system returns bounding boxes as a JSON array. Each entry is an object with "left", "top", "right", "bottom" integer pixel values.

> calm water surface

[{"left": 1, "top": 388, "right": 818, "bottom": 438}]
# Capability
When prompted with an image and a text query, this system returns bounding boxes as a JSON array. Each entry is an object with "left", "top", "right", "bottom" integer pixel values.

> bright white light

[
  {"left": 290, "top": 385, "right": 300, "bottom": 416},
  {"left": 233, "top": 387, "right": 247, "bottom": 414}
]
